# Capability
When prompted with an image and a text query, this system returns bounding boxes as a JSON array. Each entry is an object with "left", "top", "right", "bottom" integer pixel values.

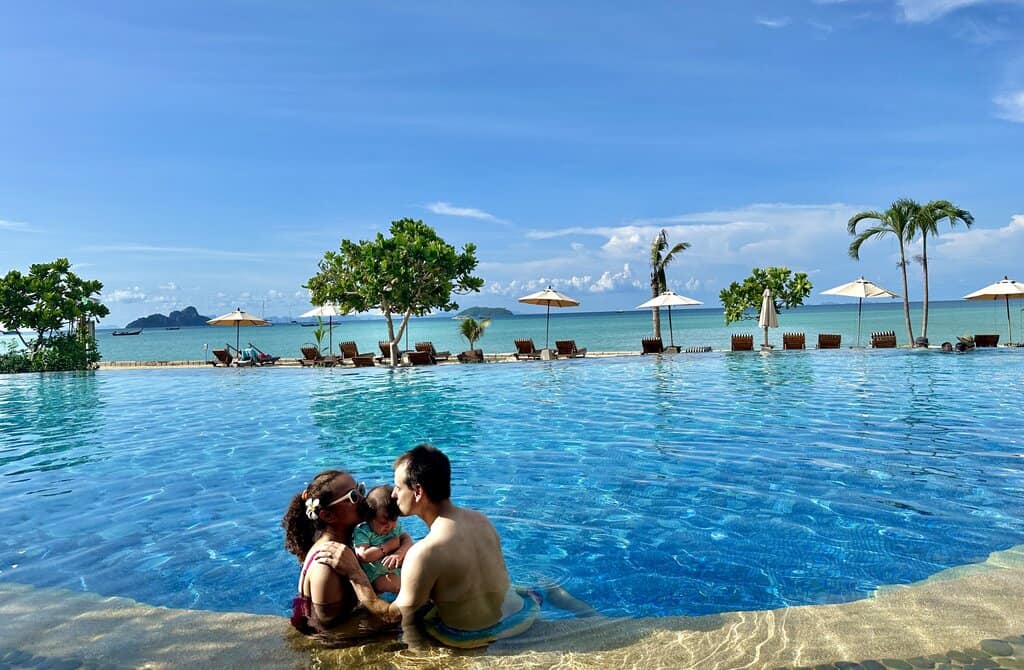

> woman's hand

[{"left": 315, "top": 541, "right": 361, "bottom": 578}]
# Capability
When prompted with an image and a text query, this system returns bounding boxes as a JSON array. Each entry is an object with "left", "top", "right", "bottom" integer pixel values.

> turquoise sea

[{"left": 6, "top": 299, "right": 1019, "bottom": 362}]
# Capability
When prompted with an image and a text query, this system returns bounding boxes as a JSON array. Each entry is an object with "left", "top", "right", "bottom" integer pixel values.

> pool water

[{"left": 1, "top": 350, "right": 1023, "bottom": 622}]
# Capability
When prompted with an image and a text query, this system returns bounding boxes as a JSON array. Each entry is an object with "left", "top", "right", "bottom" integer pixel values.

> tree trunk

[
  {"left": 921, "top": 236, "right": 929, "bottom": 340},
  {"left": 898, "top": 240, "right": 915, "bottom": 344},
  {"left": 652, "top": 307, "right": 661, "bottom": 339}
]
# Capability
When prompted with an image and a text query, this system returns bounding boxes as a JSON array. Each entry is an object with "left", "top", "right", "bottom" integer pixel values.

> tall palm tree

[
  {"left": 649, "top": 229, "right": 690, "bottom": 339},
  {"left": 911, "top": 200, "right": 974, "bottom": 340},
  {"left": 848, "top": 199, "right": 920, "bottom": 345}
]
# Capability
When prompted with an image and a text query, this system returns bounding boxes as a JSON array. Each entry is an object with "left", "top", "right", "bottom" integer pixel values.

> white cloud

[
  {"left": 896, "top": 0, "right": 986, "bottom": 21},
  {"left": 0, "top": 219, "right": 36, "bottom": 232},
  {"left": 994, "top": 90, "right": 1024, "bottom": 123},
  {"left": 105, "top": 288, "right": 148, "bottom": 303},
  {"left": 933, "top": 214, "right": 1024, "bottom": 266},
  {"left": 424, "top": 201, "right": 501, "bottom": 222},
  {"left": 590, "top": 264, "right": 644, "bottom": 293},
  {"left": 756, "top": 17, "right": 791, "bottom": 28},
  {"left": 159, "top": 282, "right": 178, "bottom": 291}
]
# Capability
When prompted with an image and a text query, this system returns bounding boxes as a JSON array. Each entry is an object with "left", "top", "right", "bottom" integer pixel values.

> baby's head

[{"left": 364, "top": 485, "right": 400, "bottom": 535}]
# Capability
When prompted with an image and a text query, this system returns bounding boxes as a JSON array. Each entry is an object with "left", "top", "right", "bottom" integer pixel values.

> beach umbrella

[
  {"left": 963, "top": 276, "right": 1024, "bottom": 345},
  {"left": 821, "top": 276, "right": 899, "bottom": 347},
  {"left": 299, "top": 304, "right": 343, "bottom": 354},
  {"left": 207, "top": 307, "right": 270, "bottom": 352},
  {"left": 635, "top": 290, "right": 703, "bottom": 349},
  {"left": 758, "top": 288, "right": 778, "bottom": 348},
  {"left": 517, "top": 286, "right": 580, "bottom": 349}
]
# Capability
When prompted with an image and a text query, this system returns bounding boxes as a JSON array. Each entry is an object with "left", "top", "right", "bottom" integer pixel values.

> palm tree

[
  {"left": 649, "top": 229, "right": 690, "bottom": 339},
  {"left": 459, "top": 316, "right": 491, "bottom": 351},
  {"left": 910, "top": 200, "right": 974, "bottom": 340},
  {"left": 848, "top": 199, "right": 921, "bottom": 345}
]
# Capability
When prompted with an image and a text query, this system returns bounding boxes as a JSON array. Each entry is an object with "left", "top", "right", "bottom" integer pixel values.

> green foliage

[
  {"left": 0, "top": 258, "right": 109, "bottom": 354},
  {"left": 458, "top": 317, "right": 491, "bottom": 350},
  {"left": 719, "top": 267, "right": 812, "bottom": 325},
  {"left": 648, "top": 229, "right": 690, "bottom": 339},
  {"left": 0, "top": 334, "right": 100, "bottom": 373},
  {"left": 306, "top": 218, "right": 483, "bottom": 363},
  {"left": 312, "top": 316, "right": 327, "bottom": 352},
  {"left": 0, "top": 258, "right": 107, "bottom": 373}
]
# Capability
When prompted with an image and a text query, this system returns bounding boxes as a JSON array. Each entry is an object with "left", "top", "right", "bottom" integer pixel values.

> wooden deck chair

[
  {"left": 339, "top": 341, "right": 364, "bottom": 360},
  {"left": 684, "top": 346, "right": 712, "bottom": 353},
  {"left": 555, "top": 340, "right": 587, "bottom": 358},
  {"left": 817, "top": 333, "right": 841, "bottom": 349},
  {"left": 782, "top": 333, "right": 806, "bottom": 350},
  {"left": 210, "top": 348, "right": 233, "bottom": 367},
  {"left": 640, "top": 337, "right": 664, "bottom": 354},
  {"left": 299, "top": 345, "right": 334, "bottom": 367},
  {"left": 870, "top": 330, "right": 897, "bottom": 348},
  {"left": 404, "top": 350, "right": 435, "bottom": 366},
  {"left": 731, "top": 334, "right": 754, "bottom": 351},
  {"left": 415, "top": 341, "right": 450, "bottom": 361},
  {"left": 974, "top": 334, "right": 1000, "bottom": 347},
  {"left": 514, "top": 338, "right": 541, "bottom": 360},
  {"left": 351, "top": 354, "right": 375, "bottom": 367}
]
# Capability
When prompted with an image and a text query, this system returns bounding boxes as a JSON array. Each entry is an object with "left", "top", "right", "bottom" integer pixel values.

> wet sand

[{"left": 2, "top": 545, "right": 1023, "bottom": 669}]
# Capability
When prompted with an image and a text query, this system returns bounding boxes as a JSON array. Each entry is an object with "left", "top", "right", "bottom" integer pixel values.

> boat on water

[
  {"left": 112, "top": 328, "right": 143, "bottom": 336},
  {"left": 165, "top": 327, "right": 180, "bottom": 330}
]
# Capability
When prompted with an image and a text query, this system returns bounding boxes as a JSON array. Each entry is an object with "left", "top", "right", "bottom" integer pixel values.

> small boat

[
  {"left": 165, "top": 327, "right": 180, "bottom": 330},
  {"left": 112, "top": 328, "right": 143, "bottom": 336}
]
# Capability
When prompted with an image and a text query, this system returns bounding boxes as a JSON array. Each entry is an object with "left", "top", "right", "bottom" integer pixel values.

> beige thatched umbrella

[
  {"left": 207, "top": 307, "right": 269, "bottom": 352},
  {"left": 963, "top": 276, "right": 1024, "bottom": 345},
  {"left": 517, "top": 286, "right": 580, "bottom": 350}
]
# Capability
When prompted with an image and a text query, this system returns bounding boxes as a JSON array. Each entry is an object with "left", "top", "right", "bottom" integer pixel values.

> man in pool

[{"left": 320, "top": 444, "right": 540, "bottom": 648}]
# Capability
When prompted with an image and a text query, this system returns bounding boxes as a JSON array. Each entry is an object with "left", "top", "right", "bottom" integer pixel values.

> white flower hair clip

[{"left": 305, "top": 497, "right": 322, "bottom": 520}]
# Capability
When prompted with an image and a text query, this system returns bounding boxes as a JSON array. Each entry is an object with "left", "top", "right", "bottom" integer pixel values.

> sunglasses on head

[{"left": 327, "top": 482, "right": 366, "bottom": 508}]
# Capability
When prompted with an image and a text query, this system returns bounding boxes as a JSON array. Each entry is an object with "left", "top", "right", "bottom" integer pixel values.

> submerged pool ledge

[{"left": 2, "top": 545, "right": 1023, "bottom": 669}]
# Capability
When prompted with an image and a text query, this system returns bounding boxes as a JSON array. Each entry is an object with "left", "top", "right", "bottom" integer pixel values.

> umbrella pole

[
  {"left": 857, "top": 298, "right": 863, "bottom": 347},
  {"left": 763, "top": 325, "right": 768, "bottom": 348},
  {"left": 667, "top": 306, "right": 675, "bottom": 348},
  {"left": 236, "top": 324, "right": 240, "bottom": 353},
  {"left": 545, "top": 303, "right": 551, "bottom": 350},
  {"left": 329, "top": 316, "right": 333, "bottom": 354},
  {"left": 1006, "top": 296, "right": 1012, "bottom": 345}
]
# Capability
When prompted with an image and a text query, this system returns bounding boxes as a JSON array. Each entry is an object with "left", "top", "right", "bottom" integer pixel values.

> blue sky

[{"left": 2, "top": 1, "right": 1023, "bottom": 326}]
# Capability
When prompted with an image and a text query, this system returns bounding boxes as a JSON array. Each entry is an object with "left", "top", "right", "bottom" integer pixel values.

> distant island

[
  {"left": 455, "top": 307, "right": 514, "bottom": 319},
  {"left": 126, "top": 306, "right": 212, "bottom": 329}
]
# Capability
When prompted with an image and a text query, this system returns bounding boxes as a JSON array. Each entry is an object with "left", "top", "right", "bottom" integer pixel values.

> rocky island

[
  {"left": 455, "top": 306, "right": 514, "bottom": 319},
  {"left": 126, "top": 306, "right": 212, "bottom": 329}
]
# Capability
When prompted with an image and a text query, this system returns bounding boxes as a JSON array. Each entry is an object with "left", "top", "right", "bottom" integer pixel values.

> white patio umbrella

[
  {"left": 963, "top": 276, "right": 1024, "bottom": 345},
  {"left": 635, "top": 290, "right": 703, "bottom": 349},
  {"left": 517, "top": 286, "right": 580, "bottom": 349},
  {"left": 299, "top": 303, "right": 344, "bottom": 354},
  {"left": 758, "top": 288, "right": 778, "bottom": 348},
  {"left": 821, "top": 276, "right": 899, "bottom": 347},
  {"left": 207, "top": 307, "right": 270, "bottom": 352}
]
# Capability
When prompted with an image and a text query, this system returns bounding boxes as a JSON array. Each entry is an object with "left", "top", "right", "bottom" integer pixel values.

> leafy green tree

[
  {"left": 719, "top": 267, "right": 813, "bottom": 325},
  {"left": 0, "top": 258, "right": 108, "bottom": 370},
  {"left": 459, "top": 316, "right": 491, "bottom": 351},
  {"left": 910, "top": 200, "right": 973, "bottom": 340},
  {"left": 649, "top": 229, "right": 690, "bottom": 339},
  {"left": 848, "top": 199, "right": 919, "bottom": 344},
  {"left": 307, "top": 218, "right": 483, "bottom": 365}
]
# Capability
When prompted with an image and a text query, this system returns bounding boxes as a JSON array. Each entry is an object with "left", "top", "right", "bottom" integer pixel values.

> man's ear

[{"left": 413, "top": 484, "right": 424, "bottom": 502}]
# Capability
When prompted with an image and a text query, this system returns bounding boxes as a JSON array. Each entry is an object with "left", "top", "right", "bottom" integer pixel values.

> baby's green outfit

[{"left": 353, "top": 520, "right": 404, "bottom": 582}]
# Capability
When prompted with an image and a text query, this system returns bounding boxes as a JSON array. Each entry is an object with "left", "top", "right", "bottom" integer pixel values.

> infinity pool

[{"left": 1, "top": 350, "right": 1023, "bottom": 622}]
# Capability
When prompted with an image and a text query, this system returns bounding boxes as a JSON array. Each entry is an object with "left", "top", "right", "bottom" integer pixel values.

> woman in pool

[{"left": 281, "top": 469, "right": 374, "bottom": 635}]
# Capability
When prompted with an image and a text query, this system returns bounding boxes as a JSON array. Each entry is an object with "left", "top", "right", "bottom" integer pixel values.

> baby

[{"left": 353, "top": 485, "right": 414, "bottom": 594}]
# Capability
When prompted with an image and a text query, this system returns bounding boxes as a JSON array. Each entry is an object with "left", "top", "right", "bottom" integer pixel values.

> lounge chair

[
  {"left": 415, "top": 342, "right": 450, "bottom": 361},
  {"left": 404, "top": 350, "right": 435, "bottom": 366},
  {"left": 340, "top": 341, "right": 365, "bottom": 360},
  {"left": 555, "top": 340, "right": 587, "bottom": 358},
  {"left": 210, "top": 348, "right": 233, "bottom": 367},
  {"left": 299, "top": 345, "right": 334, "bottom": 367},
  {"left": 224, "top": 343, "right": 256, "bottom": 367},
  {"left": 351, "top": 355, "right": 375, "bottom": 367},
  {"left": 684, "top": 346, "right": 712, "bottom": 353},
  {"left": 782, "top": 333, "right": 805, "bottom": 350},
  {"left": 247, "top": 342, "right": 280, "bottom": 365},
  {"left": 731, "top": 334, "right": 754, "bottom": 351},
  {"left": 870, "top": 330, "right": 897, "bottom": 348},
  {"left": 378, "top": 340, "right": 406, "bottom": 363},
  {"left": 514, "top": 339, "right": 542, "bottom": 360},
  {"left": 457, "top": 350, "right": 485, "bottom": 363},
  {"left": 817, "top": 333, "right": 842, "bottom": 349},
  {"left": 974, "top": 334, "right": 1000, "bottom": 347},
  {"left": 641, "top": 337, "right": 664, "bottom": 355}
]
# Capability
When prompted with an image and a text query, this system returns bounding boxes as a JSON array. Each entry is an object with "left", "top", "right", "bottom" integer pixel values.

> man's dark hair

[{"left": 394, "top": 444, "right": 451, "bottom": 502}]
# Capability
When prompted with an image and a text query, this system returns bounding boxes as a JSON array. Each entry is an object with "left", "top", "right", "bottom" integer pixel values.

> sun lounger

[
  {"left": 351, "top": 355, "right": 375, "bottom": 367},
  {"left": 404, "top": 350, "right": 435, "bottom": 366},
  {"left": 415, "top": 341, "right": 450, "bottom": 361},
  {"left": 782, "top": 333, "right": 805, "bottom": 350},
  {"left": 555, "top": 340, "right": 587, "bottom": 358},
  {"left": 457, "top": 350, "right": 485, "bottom": 363},
  {"left": 224, "top": 343, "right": 256, "bottom": 367},
  {"left": 974, "top": 334, "right": 1000, "bottom": 347},
  {"left": 684, "top": 346, "right": 712, "bottom": 353},
  {"left": 210, "top": 348, "right": 233, "bottom": 367},
  {"left": 299, "top": 345, "right": 335, "bottom": 367},
  {"left": 817, "top": 333, "right": 841, "bottom": 349},
  {"left": 641, "top": 337, "right": 664, "bottom": 354},
  {"left": 247, "top": 342, "right": 280, "bottom": 365},
  {"left": 731, "top": 334, "right": 754, "bottom": 351},
  {"left": 514, "top": 339, "right": 542, "bottom": 360},
  {"left": 340, "top": 341, "right": 367, "bottom": 360},
  {"left": 870, "top": 330, "right": 897, "bottom": 348}
]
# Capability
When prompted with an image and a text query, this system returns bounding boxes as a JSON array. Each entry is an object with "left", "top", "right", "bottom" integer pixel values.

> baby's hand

[{"left": 381, "top": 553, "right": 401, "bottom": 570}]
